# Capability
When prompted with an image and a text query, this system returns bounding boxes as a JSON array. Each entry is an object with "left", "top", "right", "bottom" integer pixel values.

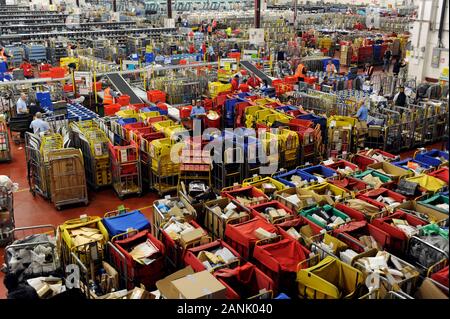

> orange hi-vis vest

[
  {"left": 294, "top": 64, "right": 305, "bottom": 78},
  {"left": 103, "top": 87, "right": 114, "bottom": 105},
  {"left": 0, "top": 49, "right": 7, "bottom": 62}
]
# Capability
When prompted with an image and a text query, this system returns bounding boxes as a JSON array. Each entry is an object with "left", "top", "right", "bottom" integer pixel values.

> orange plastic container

[
  {"left": 147, "top": 90, "right": 166, "bottom": 103},
  {"left": 63, "top": 84, "right": 74, "bottom": 92},
  {"left": 117, "top": 95, "right": 130, "bottom": 106},
  {"left": 50, "top": 67, "right": 66, "bottom": 78},
  {"left": 39, "top": 71, "right": 52, "bottom": 78},
  {"left": 104, "top": 103, "right": 121, "bottom": 116}
]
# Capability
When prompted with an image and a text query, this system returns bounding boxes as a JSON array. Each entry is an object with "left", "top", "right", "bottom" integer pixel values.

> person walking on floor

[{"left": 383, "top": 47, "right": 392, "bottom": 72}]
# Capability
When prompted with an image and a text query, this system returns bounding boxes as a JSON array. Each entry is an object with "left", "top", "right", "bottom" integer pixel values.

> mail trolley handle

[
  {"left": 335, "top": 232, "right": 367, "bottom": 251},
  {"left": 426, "top": 258, "right": 449, "bottom": 278},
  {"left": 111, "top": 228, "right": 140, "bottom": 243},
  {"left": 242, "top": 175, "right": 263, "bottom": 185},
  {"left": 104, "top": 207, "right": 131, "bottom": 218},
  {"left": 10, "top": 224, "right": 57, "bottom": 237},
  {"left": 296, "top": 253, "right": 320, "bottom": 272},
  {"left": 221, "top": 184, "right": 243, "bottom": 193}
]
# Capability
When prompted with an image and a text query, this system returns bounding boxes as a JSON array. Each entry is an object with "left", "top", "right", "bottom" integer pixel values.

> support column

[
  {"left": 167, "top": 0, "right": 172, "bottom": 19},
  {"left": 113, "top": 0, "right": 117, "bottom": 12},
  {"left": 255, "top": 0, "right": 261, "bottom": 29}
]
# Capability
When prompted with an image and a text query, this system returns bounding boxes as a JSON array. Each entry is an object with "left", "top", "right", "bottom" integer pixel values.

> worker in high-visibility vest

[
  {"left": 0, "top": 47, "right": 10, "bottom": 63},
  {"left": 103, "top": 87, "right": 114, "bottom": 105},
  {"left": 294, "top": 63, "right": 307, "bottom": 81},
  {"left": 226, "top": 27, "right": 232, "bottom": 38}
]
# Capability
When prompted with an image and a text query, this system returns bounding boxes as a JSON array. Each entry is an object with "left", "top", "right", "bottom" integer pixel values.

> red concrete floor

[{"left": 0, "top": 132, "right": 446, "bottom": 298}]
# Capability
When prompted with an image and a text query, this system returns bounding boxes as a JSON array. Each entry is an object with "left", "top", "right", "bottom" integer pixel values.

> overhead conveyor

[
  {"left": 106, "top": 73, "right": 144, "bottom": 105},
  {"left": 240, "top": 60, "right": 274, "bottom": 85}
]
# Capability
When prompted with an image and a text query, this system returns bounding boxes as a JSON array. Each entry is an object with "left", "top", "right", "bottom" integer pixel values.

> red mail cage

[
  {"left": 358, "top": 149, "right": 399, "bottom": 162},
  {"left": 214, "top": 262, "right": 275, "bottom": 299},
  {"left": 253, "top": 234, "right": 311, "bottom": 296},
  {"left": 248, "top": 200, "right": 296, "bottom": 225},
  {"left": 276, "top": 217, "right": 324, "bottom": 246},
  {"left": 371, "top": 211, "right": 428, "bottom": 254},
  {"left": 224, "top": 217, "right": 278, "bottom": 260},
  {"left": 159, "top": 220, "right": 210, "bottom": 269},
  {"left": 329, "top": 176, "right": 370, "bottom": 193},
  {"left": 324, "top": 159, "right": 360, "bottom": 176},
  {"left": 108, "top": 229, "right": 165, "bottom": 290},
  {"left": 359, "top": 188, "right": 407, "bottom": 208},
  {"left": 221, "top": 185, "right": 270, "bottom": 208},
  {"left": 183, "top": 239, "right": 241, "bottom": 273},
  {"left": 332, "top": 220, "right": 391, "bottom": 253}
]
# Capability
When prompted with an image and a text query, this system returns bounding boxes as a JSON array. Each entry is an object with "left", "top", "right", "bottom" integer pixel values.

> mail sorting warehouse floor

[{"left": 0, "top": 139, "right": 446, "bottom": 297}]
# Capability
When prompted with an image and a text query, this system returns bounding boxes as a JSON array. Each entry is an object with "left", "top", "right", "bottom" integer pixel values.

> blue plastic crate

[
  {"left": 300, "top": 165, "right": 338, "bottom": 179},
  {"left": 273, "top": 169, "right": 318, "bottom": 187},
  {"left": 392, "top": 158, "right": 433, "bottom": 172},
  {"left": 415, "top": 149, "right": 449, "bottom": 167}
]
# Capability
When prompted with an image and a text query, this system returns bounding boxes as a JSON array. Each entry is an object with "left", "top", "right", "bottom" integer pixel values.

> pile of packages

[
  {"left": 235, "top": 195, "right": 267, "bottom": 206},
  {"left": 336, "top": 166, "right": 357, "bottom": 175},
  {"left": 290, "top": 175, "right": 310, "bottom": 187},
  {"left": 374, "top": 195, "right": 401, "bottom": 208},
  {"left": 277, "top": 188, "right": 318, "bottom": 211},
  {"left": 156, "top": 198, "right": 194, "bottom": 219},
  {"left": 259, "top": 206, "right": 289, "bottom": 223},
  {"left": 70, "top": 227, "right": 104, "bottom": 250},
  {"left": 209, "top": 200, "right": 249, "bottom": 221},
  {"left": 344, "top": 199, "right": 381, "bottom": 219},
  {"left": 128, "top": 239, "right": 162, "bottom": 265},
  {"left": 260, "top": 182, "right": 278, "bottom": 195},
  {"left": 308, "top": 206, "right": 350, "bottom": 229},
  {"left": 254, "top": 227, "right": 278, "bottom": 240},
  {"left": 163, "top": 217, "right": 208, "bottom": 248},
  {"left": 356, "top": 251, "right": 418, "bottom": 283},
  {"left": 362, "top": 174, "right": 385, "bottom": 189},
  {"left": 390, "top": 219, "right": 420, "bottom": 237},
  {"left": 197, "top": 247, "right": 239, "bottom": 271},
  {"left": 6, "top": 234, "right": 59, "bottom": 279}
]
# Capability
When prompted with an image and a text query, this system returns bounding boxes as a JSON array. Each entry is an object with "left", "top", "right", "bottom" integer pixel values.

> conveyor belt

[
  {"left": 240, "top": 60, "right": 273, "bottom": 85},
  {"left": 106, "top": 73, "right": 143, "bottom": 105}
]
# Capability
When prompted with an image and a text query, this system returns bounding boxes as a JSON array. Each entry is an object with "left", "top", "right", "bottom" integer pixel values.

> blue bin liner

[
  {"left": 300, "top": 165, "right": 338, "bottom": 179},
  {"left": 117, "top": 118, "right": 137, "bottom": 126},
  {"left": 145, "top": 53, "right": 155, "bottom": 63},
  {"left": 415, "top": 149, "right": 449, "bottom": 167},
  {"left": 392, "top": 158, "right": 433, "bottom": 171},
  {"left": 273, "top": 169, "right": 318, "bottom": 187},
  {"left": 102, "top": 210, "right": 150, "bottom": 237},
  {"left": 297, "top": 113, "right": 327, "bottom": 142},
  {"left": 224, "top": 98, "right": 239, "bottom": 127},
  {"left": 143, "top": 106, "right": 168, "bottom": 116},
  {"left": 0, "top": 62, "right": 7, "bottom": 73},
  {"left": 275, "top": 293, "right": 290, "bottom": 299}
]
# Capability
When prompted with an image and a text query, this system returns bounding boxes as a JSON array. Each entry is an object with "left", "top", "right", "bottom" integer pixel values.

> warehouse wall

[{"left": 408, "top": 0, "right": 449, "bottom": 82}]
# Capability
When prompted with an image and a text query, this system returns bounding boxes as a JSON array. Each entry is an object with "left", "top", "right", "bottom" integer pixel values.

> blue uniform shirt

[
  {"left": 356, "top": 104, "right": 368, "bottom": 121},
  {"left": 190, "top": 106, "right": 206, "bottom": 119}
]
